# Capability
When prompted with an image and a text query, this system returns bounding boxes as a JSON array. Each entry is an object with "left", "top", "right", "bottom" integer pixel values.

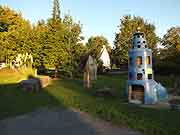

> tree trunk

[{"left": 54, "top": 67, "right": 58, "bottom": 78}]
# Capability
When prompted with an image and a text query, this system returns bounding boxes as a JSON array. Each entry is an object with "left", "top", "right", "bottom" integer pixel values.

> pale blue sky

[{"left": 0, "top": 0, "right": 180, "bottom": 45}]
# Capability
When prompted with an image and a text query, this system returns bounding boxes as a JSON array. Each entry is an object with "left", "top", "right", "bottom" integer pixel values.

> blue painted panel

[{"left": 127, "top": 31, "right": 168, "bottom": 104}]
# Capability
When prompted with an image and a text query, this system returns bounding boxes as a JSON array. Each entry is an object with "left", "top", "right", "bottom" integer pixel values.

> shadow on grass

[
  {"left": 0, "top": 82, "right": 99, "bottom": 135},
  {"left": 0, "top": 82, "right": 61, "bottom": 120}
]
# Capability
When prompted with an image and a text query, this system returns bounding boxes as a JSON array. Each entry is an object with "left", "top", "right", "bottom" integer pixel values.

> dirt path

[{"left": 0, "top": 107, "right": 142, "bottom": 135}]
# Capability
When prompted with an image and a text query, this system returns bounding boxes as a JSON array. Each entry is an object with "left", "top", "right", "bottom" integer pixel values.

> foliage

[
  {"left": 161, "top": 27, "right": 180, "bottom": 55},
  {"left": 63, "top": 14, "right": 86, "bottom": 74},
  {"left": 0, "top": 2, "right": 86, "bottom": 76},
  {"left": 154, "top": 57, "right": 180, "bottom": 75},
  {"left": 86, "top": 36, "right": 111, "bottom": 59},
  {"left": 52, "top": 0, "right": 61, "bottom": 20},
  {"left": 113, "top": 15, "right": 159, "bottom": 66},
  {"left": 155, "top": 74, "right": 180, "bottom": 90},
  {"left": 155, "top": 27, "right": 180, "bottom": 75},
  {"left": 86, "top": 36, "right": 111, "bottom": 72},
  {"left": 0, "top": 5, "right": 31, "bottom": 63},
  {"left": 0, "top": 21, "right": 8, "bottom": 32}
]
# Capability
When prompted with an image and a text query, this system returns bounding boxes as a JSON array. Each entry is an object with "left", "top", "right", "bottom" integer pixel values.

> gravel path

[{"left": 0, "top": 107, "right": 142, "bottom": 135}]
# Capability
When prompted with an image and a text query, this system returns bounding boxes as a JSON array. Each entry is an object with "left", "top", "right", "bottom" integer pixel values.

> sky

[{"left": 0, "top": 0, "right": 180, "bottom": 46}]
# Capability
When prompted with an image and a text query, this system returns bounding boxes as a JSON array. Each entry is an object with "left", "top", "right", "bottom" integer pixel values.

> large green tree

[
  {"left": 161, "top": 27, "right": 180, "bottom": 56},
  {"left": 52, "top": 0, "right": 61, "bottom": 20},
  {"left": 86, "top": 36, "right": 111, "bottom": 59},
  {"left": 155, "top": 27, "right": 180, "bottom": 75},
  {"left": 31, "top": 20, "right": 49, "bottom": 67},
  {"left": 63, "top": 14, "right": 85, "bottom": 75},
  {"left": 0, "top": 6, "right": 31, "bottom": 64},
  {"left": 113, "top": 15, "right": 159, "bottom": 65}
]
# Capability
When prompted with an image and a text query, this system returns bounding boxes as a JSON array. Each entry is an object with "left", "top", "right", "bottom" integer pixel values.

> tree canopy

[
  {"left": 86, "top": 36, "right": 111, "bottom": 59},
  {"left": 161, "top": 27, "right": 180, "bottom": 55},
  {"left": 155, "top": 27, "right": 180, "bottom": 75},
  {"left": 0, "top": 2, "right": 85, "bottom": 76},
  {"left": 1, "top": 1, "right": 180, "bottom": 75},
  {"left": 113, "top": 15, "right": 159, "bottom": 65}
]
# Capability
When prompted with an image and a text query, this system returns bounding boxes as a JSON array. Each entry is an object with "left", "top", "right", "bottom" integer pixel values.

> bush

[
  {"left": 154, "top": 61, "right": 180, "bottom": 75},
  {"left": 19, "top": 67, "right": 36, "bottom": 77}
]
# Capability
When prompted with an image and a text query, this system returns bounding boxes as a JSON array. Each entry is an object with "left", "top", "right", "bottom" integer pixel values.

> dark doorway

[{"left": 128, "top": 85, "right": 144, "bottom": 103}]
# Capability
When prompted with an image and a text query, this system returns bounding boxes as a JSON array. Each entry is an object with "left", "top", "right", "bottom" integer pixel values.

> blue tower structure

[{"left": 127, "top": 30, "right": 168, "bottom": 104}]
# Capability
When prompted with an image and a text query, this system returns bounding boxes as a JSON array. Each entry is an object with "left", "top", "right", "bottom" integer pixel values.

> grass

[
  {"left": 0, "top": 67, "right": 36, "bottom": 84},
  {"left": 0, "top": 68, "right": 59, "bottom": 119},
  {"left": 155, "top": 74, "right": 180, "bottom": 89},
  {"left": 0, "top": 71, "right": 180, "bottom": 135},
  {"left": 0, "top": 84, "right": 59, "bottom": 119},
  {"left": 45, "top": 75, "right": 180, "bottom": 135}
]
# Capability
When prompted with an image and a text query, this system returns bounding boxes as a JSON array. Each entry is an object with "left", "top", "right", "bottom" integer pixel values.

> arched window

[{"left": 136, "top": 56, "right": 142, "bottom": 65}]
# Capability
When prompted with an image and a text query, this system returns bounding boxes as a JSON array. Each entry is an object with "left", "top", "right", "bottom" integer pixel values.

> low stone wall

[
  {"left": 20, "top": 76, "right": 50, "bottom": 92},
  {"left": 20, "top": 79, "right": 40, "bottom": 92}
]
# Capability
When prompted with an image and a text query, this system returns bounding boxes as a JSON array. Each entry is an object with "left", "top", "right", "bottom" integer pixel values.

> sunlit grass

[
  {"left": 0, "top": 72, "right": 180, "bottom": 135},
  {"left": 44, "top": 75, "right": 180, "bottom": 135},
  {"left": 0, "top": 67, "right": 36, "bottom": 84}
]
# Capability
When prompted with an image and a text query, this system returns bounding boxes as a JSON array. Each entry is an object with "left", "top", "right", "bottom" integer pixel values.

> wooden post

[
  {"left": 84, "top": 71, "right": 91, "bottom": 88},
  {"left": 87, "top": 71, "right": 90, "bottom": 88},
  {"left": 128, "top": 85, "right": 132, "bottom": 102},
  {"left": 83, "top": 72, "right": 86, "bottom": 88}
]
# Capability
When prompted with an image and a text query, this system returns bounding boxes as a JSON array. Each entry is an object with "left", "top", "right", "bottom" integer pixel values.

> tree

[
  {"left": 161, "top": 27, "right": 180, "bottom": 55},
  {"left": 46, "top": 19, "right": 68, "bottom": 71},
  {"left": 0, "top": 6, "right": 31, "bottom": 66},
  {"left": 155, "top": 27, "right": 180, "bottom": 75},
  {"left": 86, "top": 36, "right": 111, "bottom": 73},
  {"left": 86, "top": 36, "right": 111, "bottom": 59},
  {"left": 113, "top": 15, "right": 159, "bottom": 66},
  {"left": 33, "top": 2, "right": 84, "bottom": 77},
  {"left": 52, "top": 0, "right": 61, "bottom": 20},
  {"left": 63, "top": 13, "right": 85, "bottom": 75},
  {"left": 0, "top": 22, "right": 8, "bottom": 32},
  {"left": 31, "top": 20, "right": 48, "bottom": 67}
]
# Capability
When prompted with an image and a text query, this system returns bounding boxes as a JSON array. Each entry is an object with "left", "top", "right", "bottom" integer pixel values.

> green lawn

[
  {"left": 0, "top": 73, "right": 180, "bottom": 135},
  {"left": 0, "top": 67, "right": 36, "bottom": 84}
]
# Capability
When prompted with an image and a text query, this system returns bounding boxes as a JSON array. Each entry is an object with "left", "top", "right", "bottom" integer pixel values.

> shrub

[{"left": 154, "top": 61, "right": 180, "bottom": 75}]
